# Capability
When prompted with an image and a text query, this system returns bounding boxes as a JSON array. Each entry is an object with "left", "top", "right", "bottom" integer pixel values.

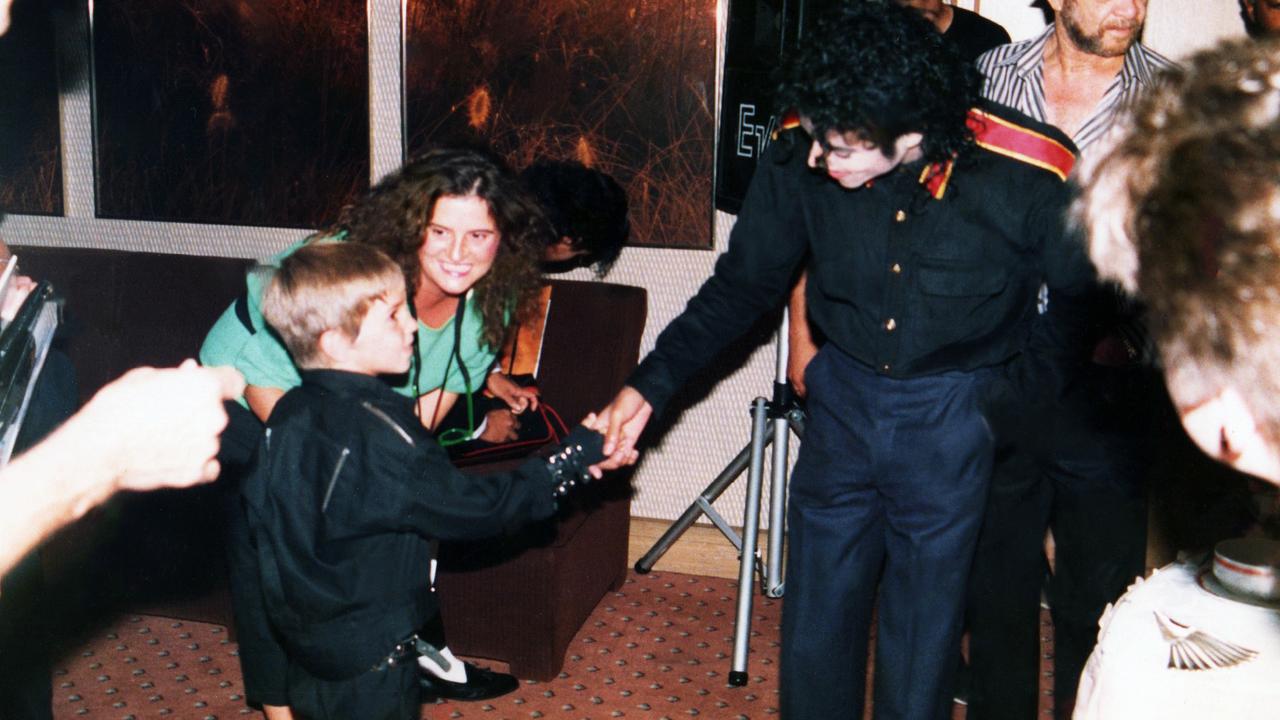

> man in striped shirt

[{"left": 964, "top": 2, "right": 1177, "bottom": 719}]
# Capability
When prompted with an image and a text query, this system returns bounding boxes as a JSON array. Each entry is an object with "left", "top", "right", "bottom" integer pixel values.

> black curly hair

[
  {"left": 328, "top": 146, "right": 547, "bottom": 350},
  {"left": 775, "top": 0, "right": 978, "bottom": 164},
  {"left": 521, "top": 160, "right": 629, "bottom": 277}
]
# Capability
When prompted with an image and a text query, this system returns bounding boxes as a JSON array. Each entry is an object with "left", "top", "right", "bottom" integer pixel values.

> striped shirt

[
  {"left": 976, "top": 25, "right": 1177, "bottom": 155},
  {"left": 977, "top": 25, "right": 1177, "bottom": 352}
]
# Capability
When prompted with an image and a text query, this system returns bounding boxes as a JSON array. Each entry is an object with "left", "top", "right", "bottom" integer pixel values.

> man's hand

[
  {"left": 0, "top": 274, "right": 36, "bottom": 322},
  {"left": 0, "top": 361, "right": 245, "bottom": 577},
  {"left": 787, "top": 271, "right": 818, "bottom": 397},
  {"left": 788, "top": 333, "right": 819, "bottom": 398},
  {"left": 486, "top": 371, "right": 540, "bottom": 412},
  {"left": 590, "top": 386, "right": 652, "bottom": 472},
  {"left": 80, "top": 360, "right": 246, "bottom": 492},
  {"left": 477, "top": 408, "right": 520, "bottom": 443}
]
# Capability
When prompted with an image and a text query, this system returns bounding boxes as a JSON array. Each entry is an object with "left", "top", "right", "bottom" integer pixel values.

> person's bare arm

[
  {"left": 787, "top": 271, "right": 819, "bottom": 398},
  {"left": 0, "top": 361, "right": 244, "bottom": 576},
  {"left": 245, "top": 384, "right": 285, "bottom": 422},
  {"left": 486, "top": 371, "right": 539, "bottom": 412},
  {"left": 417, "top": 387, "right": 460, "bottom": 431},
  {"left": 477, "top": 408, "right": 520, "bottom": 442}
]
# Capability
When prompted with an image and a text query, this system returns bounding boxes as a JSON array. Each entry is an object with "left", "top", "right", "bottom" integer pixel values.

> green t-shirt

[{"left": 199, "top": 236, "right": 496, "bottom": 404}]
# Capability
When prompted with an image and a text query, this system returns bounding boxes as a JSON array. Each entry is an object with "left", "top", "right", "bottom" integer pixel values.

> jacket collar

[{"left": 300, "top": 368, "right": 404, "bottom": 400}]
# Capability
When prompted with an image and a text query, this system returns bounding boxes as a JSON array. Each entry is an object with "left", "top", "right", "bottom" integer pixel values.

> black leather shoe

[{"left": 419, "top": 662, "right": 519, "bottom": 702}]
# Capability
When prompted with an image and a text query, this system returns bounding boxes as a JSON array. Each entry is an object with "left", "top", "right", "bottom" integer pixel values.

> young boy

[{"left": 241, "top": 242, "right": 603, "bottom": 719}]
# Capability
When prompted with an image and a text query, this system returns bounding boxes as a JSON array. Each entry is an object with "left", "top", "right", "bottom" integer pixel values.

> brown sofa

[
  {"left": 14, "top": 247, "right": 645, "bottom": 681},
  {"left": 438, "top": 279, "right": 646, "bottom": 680}
]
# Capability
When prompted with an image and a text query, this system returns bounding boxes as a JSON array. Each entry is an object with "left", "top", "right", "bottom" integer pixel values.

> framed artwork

[
  {"left": 0, "top": 2, "right": 62, "bottom": 216},
  {"left": 92, "top": 0, "right": 370, "bottom": 228},
  {"left": 405, "top": 0, "right": 717, "bottom": 249}
]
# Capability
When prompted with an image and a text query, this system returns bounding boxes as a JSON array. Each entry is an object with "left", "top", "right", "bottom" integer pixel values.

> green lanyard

[{"left": 428, "top": 294, "right": 475, "bottom": 448}]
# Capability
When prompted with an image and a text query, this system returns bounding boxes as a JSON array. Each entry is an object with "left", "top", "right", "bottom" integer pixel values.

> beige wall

[
  {"left": 979, "top": 0, "right": 1049, "bottom": 40},
  {"left": 1144, "top": 0, "right": 1247, "bottom": 60}
]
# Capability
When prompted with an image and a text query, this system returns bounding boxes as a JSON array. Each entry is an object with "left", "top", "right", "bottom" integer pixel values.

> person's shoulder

[
  {"left": 272, "top": 377, "right": 425, "bottom": 463},
  {"left": 354, "top": 393, "right": 427, "bottom": 449},
  {"left": 264, "top": 382, "right": 325, "bottom": 431},
  {"left": 742, "top": 118, "right": 814, "bottom": 189},
  {"left": 975, "top": 32, "right": 1039, "bottom": 74},
  {"left": 966, "top": 101, "right": 1078, "bottom": 183},
  {"left": 950, "top": 6, "right": 1011, "bottom": 44},
  {"left": 763, "top": 114, "right": 809, "bottom": 167},
  {"left": 1133, "top": 41, "right": 1180, "bottom": 76}
]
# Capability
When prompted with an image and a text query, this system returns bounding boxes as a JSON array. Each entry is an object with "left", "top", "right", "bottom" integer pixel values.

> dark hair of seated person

[{"left": 520, "top": 160, "right": 629, "bottom": 277}]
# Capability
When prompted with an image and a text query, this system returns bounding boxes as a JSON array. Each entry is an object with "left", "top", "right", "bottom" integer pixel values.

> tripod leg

[
  {"left": 729, "top": 397, "right": 770, "bottom": 686},
  {"left": 765, "top": 413, "right": 791, "bottom": 598},
  {"left": 634, "top": 430, "right": 761, "bottom": 573}
]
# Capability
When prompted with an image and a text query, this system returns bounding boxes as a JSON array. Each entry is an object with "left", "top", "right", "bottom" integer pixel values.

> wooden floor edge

[{"left": 627, "top": 516, "right": 778, "bottom": 581}]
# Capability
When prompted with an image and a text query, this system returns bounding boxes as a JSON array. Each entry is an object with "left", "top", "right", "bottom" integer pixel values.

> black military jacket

[
  {"left": 630, "top": 101, "right": 1093, "bottom": 417},
  {"left": 241, "top": 370, "right": 561, "bottom": 681}
]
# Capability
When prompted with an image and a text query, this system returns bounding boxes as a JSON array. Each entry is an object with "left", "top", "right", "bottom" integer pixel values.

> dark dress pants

[
  {"left": 966, "top": 365, "right": 1150, "bottom": 720},
  {"left": 287, "top": 661, "right": 420, "bottom": 720},
  {"left": 780, "top": 347, "right": 995, "bottom": 720}
]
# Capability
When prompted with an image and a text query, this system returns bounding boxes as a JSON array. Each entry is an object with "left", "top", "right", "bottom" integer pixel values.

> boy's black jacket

[{"left": 241, "top": 369, "right": 564, "bottom": 681}]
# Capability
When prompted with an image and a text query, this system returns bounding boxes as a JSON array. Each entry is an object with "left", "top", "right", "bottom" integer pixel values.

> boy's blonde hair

[{"left": 260, "top": 242, "right": 407, "bottom": 369}]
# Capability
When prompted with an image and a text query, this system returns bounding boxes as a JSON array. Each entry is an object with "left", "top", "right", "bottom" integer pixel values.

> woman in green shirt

[
  {"left": 201, "top": 146, "right": 547, "bottom": 719},
  {"left": 202, "top": 146, "right": 544, "bottom": 429}
]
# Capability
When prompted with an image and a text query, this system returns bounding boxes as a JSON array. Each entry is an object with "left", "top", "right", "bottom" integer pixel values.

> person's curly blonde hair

[
  {"left": 1074, "top": 38, "right": 1280, "bottom": 437},
  {"left": 329, "top": 146, "right": 548, "bottom": 350}
]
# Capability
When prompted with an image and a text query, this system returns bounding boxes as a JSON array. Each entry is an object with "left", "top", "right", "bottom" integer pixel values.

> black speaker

[{"left": 714, "top": 0, "right": 836, "bottom": 214}]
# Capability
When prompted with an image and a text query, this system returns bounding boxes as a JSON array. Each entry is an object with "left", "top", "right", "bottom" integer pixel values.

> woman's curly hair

[
  {"left": 329, "top": 146, "right": 548, "bottom": 350},
  {"left": 775, "top": 0, "right": 978, "bottom": 164}
]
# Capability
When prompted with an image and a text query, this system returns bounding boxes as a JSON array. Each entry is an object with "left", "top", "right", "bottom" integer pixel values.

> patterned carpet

[{"left": 49, "top": 570, "right": 1053, "bottom": 719}]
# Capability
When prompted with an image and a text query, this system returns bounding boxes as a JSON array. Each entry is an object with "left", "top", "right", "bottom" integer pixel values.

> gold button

[
  {"left": 891, "top": 263, "right": 902, "bottom": 274},
  {"left": 885, "top": 318, "right": 897, "bottom": 332},
  {"left": 894, "top": 210, "right": 906, "bottom": 222}
]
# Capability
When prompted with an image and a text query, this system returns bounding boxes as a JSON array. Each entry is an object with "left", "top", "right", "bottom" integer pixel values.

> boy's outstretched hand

[{"left": 576, "top": 413, "right": 605, "bottom": 479}]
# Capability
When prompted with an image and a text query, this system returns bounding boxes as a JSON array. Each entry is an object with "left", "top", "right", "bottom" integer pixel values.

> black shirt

[
  {"left": 945, "top": 7, "right": 1012, "bottom": 65},
  {"left": 628, "top": 102, "right": 1093, "bottom": 417},
  {"left": 241, "top": 369, "right": 563, "bottom": 680}
]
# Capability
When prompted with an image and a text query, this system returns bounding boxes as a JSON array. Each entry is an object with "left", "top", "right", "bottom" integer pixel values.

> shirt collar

[
  {"left": 1005, "top": 25, "right": 1055, "bottom": 81},
  {"left": 1120, "top": 40, "right": 1156, "bottom": 89}
]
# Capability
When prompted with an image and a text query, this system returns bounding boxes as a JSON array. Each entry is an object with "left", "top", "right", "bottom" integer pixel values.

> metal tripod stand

[{"left": 633, "top": 312, "right": 806, "bottom": 686}]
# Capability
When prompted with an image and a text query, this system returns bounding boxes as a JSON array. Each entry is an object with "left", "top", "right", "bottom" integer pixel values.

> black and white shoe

[{"left": 419, "top": 662, "right": 519, "bottom": 702}]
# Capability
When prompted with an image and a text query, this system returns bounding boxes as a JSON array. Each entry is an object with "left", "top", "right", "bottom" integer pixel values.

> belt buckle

[{"left": 373, "top": 633, "right": 422, "bottom": 672}]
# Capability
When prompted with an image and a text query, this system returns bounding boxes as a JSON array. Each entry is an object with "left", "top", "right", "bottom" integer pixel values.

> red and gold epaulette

[
  {"left": 966, "top": 108, "right": 1076, "bottom": 181},
  {"left": 770, "top": 108, "right": 802, "bottom": 141},
  {"left": 918, "top": 108, "right": 1075, "bottom": 200}
]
